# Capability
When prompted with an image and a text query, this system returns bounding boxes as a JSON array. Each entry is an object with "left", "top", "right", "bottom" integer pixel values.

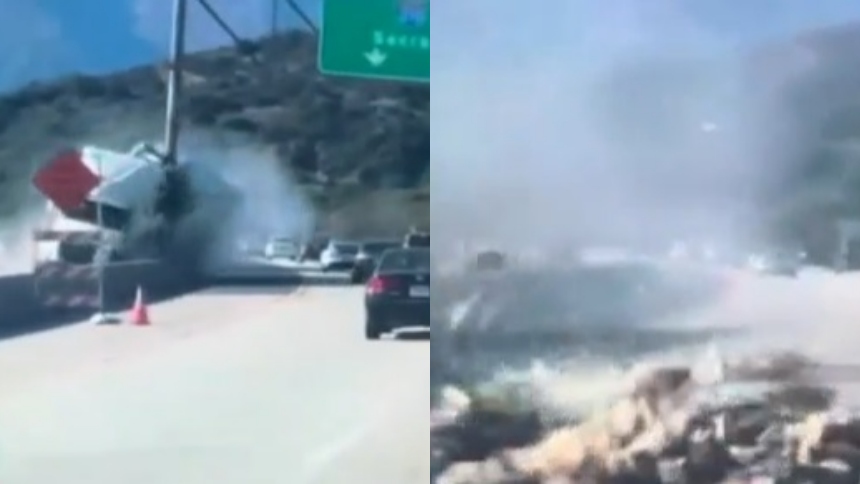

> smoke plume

[{"left": 175, "top": 130, "right": 315, "bottom": 268}]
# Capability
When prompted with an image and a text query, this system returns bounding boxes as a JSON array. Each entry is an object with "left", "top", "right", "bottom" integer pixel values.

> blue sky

[
  {"left": 0, "top": 0, "right": 320, "bottom": 91},
  {"left": 1, "top": 0, "right": 860, "bottom": 92}
]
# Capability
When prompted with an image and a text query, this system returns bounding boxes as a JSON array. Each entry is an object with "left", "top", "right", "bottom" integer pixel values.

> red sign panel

[{"left": 32, "top": 150, "right": 101, "bottom": 212}]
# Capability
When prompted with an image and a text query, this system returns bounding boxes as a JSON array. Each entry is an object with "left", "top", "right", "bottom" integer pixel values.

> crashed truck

[{"left": 31, "top": 142, "right": 239, "bottom": 309}]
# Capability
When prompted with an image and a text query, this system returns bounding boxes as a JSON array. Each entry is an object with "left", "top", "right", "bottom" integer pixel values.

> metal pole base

[{"left": 90, "top": 312, "right": 121, "bottom": 325}]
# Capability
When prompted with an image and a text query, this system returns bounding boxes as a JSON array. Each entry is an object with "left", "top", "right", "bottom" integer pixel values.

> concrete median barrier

[
  {"left": 0, "top": 261, "right": 203, "bottom": 338},
  {"left": 0, "top": 274, "right": 41, "bottom": 324},
  {"left": 0, "top": 258, "right": 314, "bottom": 336},
  {"left": 33, "top": 260, "right": 203, "bottom": 312}
]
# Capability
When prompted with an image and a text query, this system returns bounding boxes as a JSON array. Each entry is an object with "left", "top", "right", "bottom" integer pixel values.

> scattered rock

[{"left": 432, "top": 354, "right": 860, "bottom": 483}]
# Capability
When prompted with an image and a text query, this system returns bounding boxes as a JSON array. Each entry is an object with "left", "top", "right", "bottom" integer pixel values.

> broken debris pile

[{"left": 432, "top": 352, "right": 860, "bottom": 483}]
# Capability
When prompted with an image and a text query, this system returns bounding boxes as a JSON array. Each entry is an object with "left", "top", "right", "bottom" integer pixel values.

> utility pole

[
  {"left": 164, "top": 0, "right": 188, "bottom": 166},
  {"left": 271, "top": 0, "right": 279, "bottom": 36}
]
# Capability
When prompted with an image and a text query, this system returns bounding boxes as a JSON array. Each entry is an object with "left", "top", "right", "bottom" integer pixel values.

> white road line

[{"left": 299, "top": 412, "right": 383, "bottom": 483}]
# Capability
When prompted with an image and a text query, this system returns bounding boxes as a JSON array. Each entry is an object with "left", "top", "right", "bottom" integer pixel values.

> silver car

[{"left": 320, "top": 240, "right": 360, "bottom": 271}]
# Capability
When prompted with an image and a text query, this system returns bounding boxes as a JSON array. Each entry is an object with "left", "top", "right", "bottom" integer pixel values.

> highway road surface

[{"left": 0, "top": 284, "right": 430, "bottom": 484}]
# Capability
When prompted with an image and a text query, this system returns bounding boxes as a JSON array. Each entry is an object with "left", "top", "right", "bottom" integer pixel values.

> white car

[
  {"left": 746, "top": 250, "right": 800, "bottom": 277},
  {"left": 320, "top": 241, "right": 360, "bottom": 272},
  {"left": 264, "top": 238, "right": 300, "bottom": 260}
]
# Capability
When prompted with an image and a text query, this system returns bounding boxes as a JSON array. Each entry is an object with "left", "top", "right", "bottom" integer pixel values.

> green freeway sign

[{"left": 319, "top": 0, "right": 429, "bottom": 83}]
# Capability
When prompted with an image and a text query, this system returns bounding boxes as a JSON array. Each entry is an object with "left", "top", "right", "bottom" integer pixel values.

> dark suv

[{"left": 404, "top": 232, "right": 429, "bottom": 249}]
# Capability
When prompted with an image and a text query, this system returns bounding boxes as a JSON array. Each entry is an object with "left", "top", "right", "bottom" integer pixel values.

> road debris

[{"left": 432, "top": 351, "right": 860, "bottom": 483}]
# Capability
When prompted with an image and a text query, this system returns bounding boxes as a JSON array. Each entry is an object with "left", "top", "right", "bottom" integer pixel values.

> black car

[
  {"left": 298, "top": 236, "right": 330, "bottom": 262},
  {"left": 404, "top": 232, "right": 430, "bottom": 248},
  {"left": 364, "top": 247, "right": 430, "bottom": 340},
  {"left": 474, "top": 250, "right": 506, "bottom": 271},
  {"left": 351, "top": 240, "right": 402, "bottom": 284}
]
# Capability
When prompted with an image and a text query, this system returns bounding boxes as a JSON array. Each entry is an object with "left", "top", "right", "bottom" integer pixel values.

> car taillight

[{"left": 367, "top": 275, "right": 398, "bottom": 295}]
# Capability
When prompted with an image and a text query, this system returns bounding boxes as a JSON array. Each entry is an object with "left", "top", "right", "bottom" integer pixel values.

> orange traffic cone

[{"left": 130, "top": 286, "right": 151, "bottom": 326}]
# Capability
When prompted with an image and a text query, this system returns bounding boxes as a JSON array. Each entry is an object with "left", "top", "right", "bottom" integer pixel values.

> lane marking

[{"left": 298, "top": 412, "right": 383, "bottom": 483}]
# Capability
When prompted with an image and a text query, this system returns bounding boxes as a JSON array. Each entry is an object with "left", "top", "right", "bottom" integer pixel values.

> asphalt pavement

[{"left": 0, "top": 284, "right": 429, "bottom": 484}]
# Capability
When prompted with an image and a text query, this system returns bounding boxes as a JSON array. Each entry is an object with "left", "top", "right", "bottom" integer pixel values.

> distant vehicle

[
  {"left": 364, "top": 247, "right": 430, "bottom": 340},
  {"left": 320, "top": 240, "right": 360, "bottom": 272},
  {"left": 474, "top": 250, "right": 506, "bottom": 272},
  {"left": 298, "top": 236, "right": 330, "bottom": 262},
  {"left": 263, "top": 237, "right": 300, "bottom": 260},
  {"left": 404, "top": 231, "right": 430, "bottom": 249},
  {"left": 747, "top": 248, "right": 802, "bottom": 277},
  {"left": 351, "top": 239, "right": 401, "bottom": 284},
  {"left": 668, "top": 240, "right": 718, "bottom": 263}
]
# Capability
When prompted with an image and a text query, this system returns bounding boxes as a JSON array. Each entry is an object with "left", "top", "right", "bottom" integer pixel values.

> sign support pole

[
  {"left": 164, "top": 0, "right": 188, "bottom": 166},
  {"left": 90, "top": 155, "right": 120, "bottom": 325}
]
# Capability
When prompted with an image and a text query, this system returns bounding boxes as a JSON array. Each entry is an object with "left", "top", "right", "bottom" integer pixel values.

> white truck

[{"left": 31, "top": 142, "right": 239, "bottom": 308}]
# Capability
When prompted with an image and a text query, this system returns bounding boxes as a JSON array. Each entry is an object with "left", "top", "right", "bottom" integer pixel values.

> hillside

[{"left": 0, "top": 30, "right": 429, "bottom": 234}]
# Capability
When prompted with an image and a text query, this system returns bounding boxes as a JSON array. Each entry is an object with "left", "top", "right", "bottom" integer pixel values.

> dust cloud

[
  {"left": 429, "top": 0, "right": 860, "bottom": 422},
  {"left": 0, "top": 206, "right": 48, "bottom": 275},
  {"left": 431, "top": 1, "right": 806, "bottom": 252},
  {"left": 175, "top": 131, "right": 316, "bottom": 268}
]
